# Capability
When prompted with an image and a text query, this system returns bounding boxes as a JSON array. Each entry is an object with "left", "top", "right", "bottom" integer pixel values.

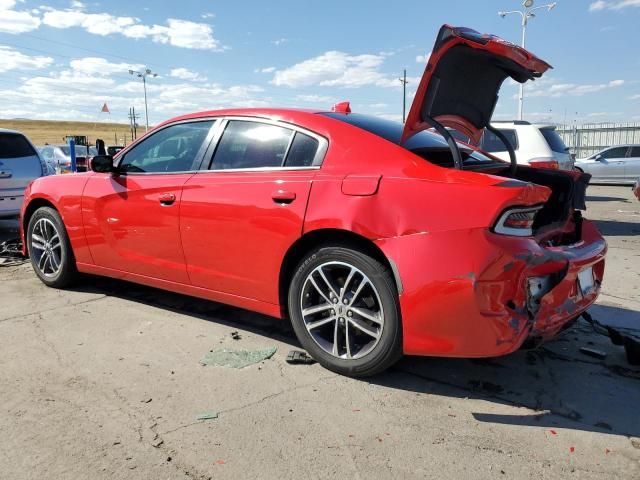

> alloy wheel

[
  {"left": 299, "top": 261, "right": 384, "bottom": 359},
  {"left": 30, "top": 218, "right": 63, "bottom": 278}
]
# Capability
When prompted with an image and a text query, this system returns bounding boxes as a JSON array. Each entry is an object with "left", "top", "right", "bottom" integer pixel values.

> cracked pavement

[{"left": 0, "top": 185, "right": 638, "bottom": 479}]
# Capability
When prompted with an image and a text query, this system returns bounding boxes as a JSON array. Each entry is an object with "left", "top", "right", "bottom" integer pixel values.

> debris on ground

[
  {"left": 285, "top": 350, "right": 316, "bottom": 365},
  {"left": 230, "top": 331, "right": 242, "bottom": 340},
  {"left": 200, "top": 347, "right": 277, "bottom": 369},
  {"left": 579, "top": 347, "right": 607, "bottom": 360},
  {"left": 196, "top": 411, "right": 219, "bottom": 421},
  {"left": 581, "top": 311, "right": 640, "bottom": 365},
  {"left": 140, "top": 397, "right": 152, "bottom": 403}
]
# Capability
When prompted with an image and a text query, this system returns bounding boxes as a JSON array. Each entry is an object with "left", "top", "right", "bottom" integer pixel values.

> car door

[
  {"left": 589, "top": 147, "right": 628, "bottom": 182},
  {"left": 82, "top": 119, "right": 217, "bottom": 283},
  {"left": 180, "top": 118, "right": 327, "bottom": 304},
  {"left": 624, "top": 146, "right": 640, "bottom": 182}
]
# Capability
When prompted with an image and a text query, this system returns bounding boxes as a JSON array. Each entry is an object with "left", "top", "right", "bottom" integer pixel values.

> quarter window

[
  {"left": 284, "top": 132, "right": 319, "bottom": 167},
  {"left": 119, "top": 121, "right": 214, "bottom": 173},
  {"left": 210, "top": 120, "right": 293, "bottom": 170}
]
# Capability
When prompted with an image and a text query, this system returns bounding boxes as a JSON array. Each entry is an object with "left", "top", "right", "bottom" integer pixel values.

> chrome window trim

[
  {"left": 115, "top": 118, "right": 220, "bottom": 175},
  {"left": 203, "top": 116, "right": 328, "bottom": 172}
]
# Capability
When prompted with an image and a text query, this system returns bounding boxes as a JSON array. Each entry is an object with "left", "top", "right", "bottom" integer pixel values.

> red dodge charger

[{"left": 20, "top": 26, "right": 606, "bottom": 376}]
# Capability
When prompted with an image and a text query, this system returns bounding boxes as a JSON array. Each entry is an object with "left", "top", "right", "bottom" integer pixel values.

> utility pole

[
  {"left": 128, "top": 107, "right": 140, "bottom": 141},
  {"left": 128, "top": 68, "right": 157, "bottom": 132},
  {"left": 498, "top": 1, "right": 557, "bottom": 120},
  {"left": 399, "top": 69, "right": 408, "bottom": 123}
]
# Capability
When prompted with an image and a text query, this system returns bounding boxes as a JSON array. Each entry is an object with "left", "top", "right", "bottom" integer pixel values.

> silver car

[
  {"left": 575, "top": 145, "right": 640, "bottom": 184},
  {"left": 0, "top": 129, "right": 53, "bottom": 218}
]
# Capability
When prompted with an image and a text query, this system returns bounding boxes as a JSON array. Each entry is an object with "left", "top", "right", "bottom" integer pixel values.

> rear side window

[
  {"left": 211, "top": 121, "right": 293, "bottom": 170},
  {"left": 0, "top": 133, "right": 36, "bottom": 159},
  {"left": 284, "top": 132, "right": 319, "bottom": 167},
  {"left": 480, "top": 129, "right": 518, "bottom": 152},
  {"left": 539, "top": 128, "right": 567, "bottom": 153}
]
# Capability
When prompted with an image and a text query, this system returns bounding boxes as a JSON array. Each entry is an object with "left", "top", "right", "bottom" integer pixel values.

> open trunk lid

[{"left": 401, "top": 25, "right": 552, "bottom": 145}]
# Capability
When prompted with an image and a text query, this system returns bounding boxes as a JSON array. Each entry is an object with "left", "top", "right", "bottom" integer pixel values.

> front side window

[
  {"left": 480, "top": 129, "right": 518, "bottom": 152},
  {"left": 598, "top": 147, "right": 628, "bottom": 160},
  {"left": 210, "top": 121, "right": 294, "bottom": 170},
  {"left": 119, "top": 121, "right": 214, "bottom": 173}
]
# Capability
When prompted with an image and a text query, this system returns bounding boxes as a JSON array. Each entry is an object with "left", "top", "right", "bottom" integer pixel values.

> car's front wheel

[
  {"left": 288, "top": 245, "right": 402, "bottom": 377},
  {"left": 27, "top": 206, "right": 78, "bottom": 288}
]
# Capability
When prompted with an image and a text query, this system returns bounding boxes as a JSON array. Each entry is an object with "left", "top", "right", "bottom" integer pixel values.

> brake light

[
  {"left": 528, "top": 158, "right": 559, "bottom": 169},
  {"left": 494, "top": 206, "right": 542, "bottom": 236}
]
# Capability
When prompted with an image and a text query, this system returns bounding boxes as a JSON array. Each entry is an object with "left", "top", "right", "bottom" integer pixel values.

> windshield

[
  {"left": 539, "top": 128, "right": 568, "bottom": 153},
  {"left": 60, "top": 145, "right": 99, "bottom": 157},
  {"left": 321, "top": 112, "right": 499, "bottom": 166}
]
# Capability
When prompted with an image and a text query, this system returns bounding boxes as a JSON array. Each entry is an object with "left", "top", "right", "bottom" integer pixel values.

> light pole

[
  {"left": 498, "top": 0, "right": 556, "bottom": 120},
  {"left": 129, "top": 68, "right": 157, "bottom": 132}
]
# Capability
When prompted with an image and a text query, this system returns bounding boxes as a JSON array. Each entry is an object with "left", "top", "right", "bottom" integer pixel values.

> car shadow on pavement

[
  {"left": 372, "top": 304, "right": 640, "bottom": 439},
  {"left": 67, "top": 276, "right": 640, "bottom": 439},
  {"left": 586, "top": 195, "right": 632, "bottom": 202},
  {"left": 594, "top": 220, "right": 640, "bottom": 236}
]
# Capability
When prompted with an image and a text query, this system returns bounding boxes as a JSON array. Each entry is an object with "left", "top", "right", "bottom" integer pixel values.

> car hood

[{"left": 401, "top": 25, "right": 552, "bottom": 145}]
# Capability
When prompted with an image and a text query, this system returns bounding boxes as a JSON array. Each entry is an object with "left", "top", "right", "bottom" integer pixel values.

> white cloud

[
  {"left": 201, "top": 12, "right": 215, "bottom": 19},
  {"left": 39, "top": 7, "right": 224, "bottom": 50},
  {"left": 0, "top": 46, "right": 53, "bottom": 72},
  {"left": 524, "top": 77, "right": 625, "bottom": 98},
  {"left": 170, "top": 67, "right": 206, "bottom": 82},
  {"left": 69, "top": 57, "right": 144, "bottom": 76},
  {"left": 256, "top": 66, "right": 276, "bottom": 74},
  {"left": 272, "top": 38, "right": 288, "bottom": 46},
  {"left": 295, "top": 94, "right": 336, "bottom": 104},
  {"left": 629, "top": 94, "right": 640, "bottom": 100},
  {"left": 272, "top": 51, "right": 399, "bottom": 88},
  {"left": 0, "top": 0, "right": 41, "bottom": 34},
  {"left": 589, "top": 0, "right": 640, "bottom": 10},
  {"left": 415, "top": 52, "right": 431, "bottom": 64}
]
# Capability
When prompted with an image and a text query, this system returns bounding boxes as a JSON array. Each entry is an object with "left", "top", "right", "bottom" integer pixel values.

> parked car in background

[
  {"left": 0, "top": 129, "right": 52, "bottom": 218},
  {"left": 39, "top": 144, "right": 98, "bottom": 173},
  {"left": 478, "top": 121, "right": 573, "bottom": 170},
  {"left": 574, "top": 145, "right": 640, "bottom": 184},
  {"left": 106, "top": 145, "right": 124, "bottom": 156}
]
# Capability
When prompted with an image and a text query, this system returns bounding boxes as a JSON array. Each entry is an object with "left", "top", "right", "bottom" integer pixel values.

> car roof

[
  {"left": 490, "top": 121, "right": 556, "bottom": 129},
  {"left": 0, "top": 128, "right": 25, "bottom": 135},
  {"left": 157, "top": 107, "right": 326, "bottom": 129}
]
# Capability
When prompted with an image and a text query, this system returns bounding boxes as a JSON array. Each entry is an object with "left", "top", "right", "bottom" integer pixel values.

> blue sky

[{"left": 0, "top": 0, "right": 638, "bottom": 126}]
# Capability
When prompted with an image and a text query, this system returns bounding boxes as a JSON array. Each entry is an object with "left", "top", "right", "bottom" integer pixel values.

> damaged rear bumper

[{"left": 376, "top": 219, "right": 607, "bottom": 358}]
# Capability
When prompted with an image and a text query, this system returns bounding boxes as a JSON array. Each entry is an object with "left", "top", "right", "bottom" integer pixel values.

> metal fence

[{"left": 556, "top": 122, "right": 640, "bottom": 158}]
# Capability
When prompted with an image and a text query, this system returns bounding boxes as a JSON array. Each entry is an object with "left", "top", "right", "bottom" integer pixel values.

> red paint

[
  {"left": 19, "top": 25, "right": 606, "bottom": 361},
  {"left": 549, "top": 430, "right": 557, "bottom": 436},
  {"left": 569, "top": 447, "right": 575, "bottom": 453}
]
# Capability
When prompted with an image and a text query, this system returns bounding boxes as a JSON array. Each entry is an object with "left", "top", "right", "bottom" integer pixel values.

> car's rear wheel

[
  {"left": 27, "top": 206, "right": 77, "bottom": 288},
  {"left": 288, "top": 245, "right": 402, "bottom": 377}
]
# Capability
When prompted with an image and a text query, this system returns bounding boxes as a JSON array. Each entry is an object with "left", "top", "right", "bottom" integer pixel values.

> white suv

[{"left": 479, "top": 121, "right": 573, "bottom": 171}]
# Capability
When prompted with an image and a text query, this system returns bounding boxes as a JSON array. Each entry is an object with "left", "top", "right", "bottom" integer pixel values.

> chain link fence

[{"left": 556, "top": 122, "right": 640, "bottom": 159}]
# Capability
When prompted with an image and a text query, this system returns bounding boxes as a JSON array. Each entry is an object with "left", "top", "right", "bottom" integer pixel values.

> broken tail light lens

[
  {"left": 494, "top": 206, "right": 542, "bottom": 237},
  {"left": 529, "top": 158, "right": 559, "bottom": 170}
]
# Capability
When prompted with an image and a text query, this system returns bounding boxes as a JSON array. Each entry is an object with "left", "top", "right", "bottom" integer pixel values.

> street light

[
  {"left": 128, "top": 68, "right": 158, "bottom": 132},
  {"left": 498, "top": 0, "right": 557, "bottom": 120}
]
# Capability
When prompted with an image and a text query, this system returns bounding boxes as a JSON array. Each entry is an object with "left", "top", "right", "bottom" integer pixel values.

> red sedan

[{"left": 20, "top": 26, "right": 606, "bottom": 376}]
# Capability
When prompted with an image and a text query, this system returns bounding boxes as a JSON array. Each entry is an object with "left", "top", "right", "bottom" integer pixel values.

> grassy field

[{"left": 0, "top": 119, "right": 136, "bottom": 147}]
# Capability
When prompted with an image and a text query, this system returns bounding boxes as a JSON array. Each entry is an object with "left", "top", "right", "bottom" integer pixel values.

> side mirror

[
  {"left": 594, "top": 154, "right": 603, "bottom": 161},
  {"left": 90, "top": 155, "right": 114, "bottom": 173}
]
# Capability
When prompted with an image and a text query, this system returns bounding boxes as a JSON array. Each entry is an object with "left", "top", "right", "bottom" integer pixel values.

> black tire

[
  {"left": 288, "top": 245, "right": 402, "bottom": 377},
  {"left": 27, "top": 206, "right": 78, "bottom": 288}
]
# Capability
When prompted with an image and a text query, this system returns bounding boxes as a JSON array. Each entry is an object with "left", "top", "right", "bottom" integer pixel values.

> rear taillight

[
  {"left": 494, "top": 206, "right": 542, "bottom": 236},
  {"left": 528, "top": 158, "right": 559, "bottom": 169}
]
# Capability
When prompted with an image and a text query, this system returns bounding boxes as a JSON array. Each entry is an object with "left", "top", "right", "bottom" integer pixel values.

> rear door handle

[
  {"left": 271, "top": 190, "right": 296, "bottom": 204},
  {"left": 0, "top": 170, "right": 12, "bottom": 178},
  {"left": 159, "top": 193, "right": 176, "bottom": 206}
]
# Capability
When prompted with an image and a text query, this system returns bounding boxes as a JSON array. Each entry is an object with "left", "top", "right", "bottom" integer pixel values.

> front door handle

[
  {"left": 0, "top": 170, "right": 12, "bottom": 178},
  {"left": 159, "top": 193, "right": 176, "bottom": 206},
  {"left": 271, "top": 190, "right": 296, "bottom": 204}
]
